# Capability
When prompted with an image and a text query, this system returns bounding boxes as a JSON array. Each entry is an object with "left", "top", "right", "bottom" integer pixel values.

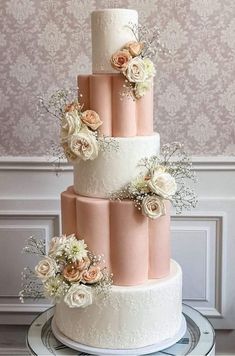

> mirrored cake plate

[{"left": 27, "top": 304, "right": 215, "bottom": 356}]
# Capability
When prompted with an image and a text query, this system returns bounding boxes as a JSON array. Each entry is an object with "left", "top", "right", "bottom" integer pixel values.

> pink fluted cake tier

[
  {"left": 78, "top": 74, "right": 153, "bottom": 137},
  {"left": 61, "top": 186, "right": 171, "bottom": 286}
]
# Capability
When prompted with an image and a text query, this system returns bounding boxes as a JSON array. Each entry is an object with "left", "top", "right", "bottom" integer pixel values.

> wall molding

[
  {"left": 0, "top": 348, "right": 29, "bottom": 355},
  {"left": 0, "top": 155, "right": 235, "bottom": 171}
]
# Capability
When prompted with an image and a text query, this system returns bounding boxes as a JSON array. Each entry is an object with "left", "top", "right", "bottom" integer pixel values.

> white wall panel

[{"left": 171, "top": 215, "right": 224, "bottom": 322}]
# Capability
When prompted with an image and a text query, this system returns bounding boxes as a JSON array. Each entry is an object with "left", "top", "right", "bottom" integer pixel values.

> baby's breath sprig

[
  {"left": 22, "top": 236, "right": 46, "bottom": 256},
  {"left": 173, "top": 184, "right": 198, "bottom": 214},
  {"left": 45, "top": 141, "right": 68, "bottom": 176},
  {"left": 128, "top": 23, "right": 170, "bottom": 60},
  {"left": 19, "top": 267, "right": 44, "bottom": 303},
  {"left": 38, "top": 88, "right": 79, "bottom": 120},
  {"left": 95, "top": 267, "right": 113, "bottom": 298}
]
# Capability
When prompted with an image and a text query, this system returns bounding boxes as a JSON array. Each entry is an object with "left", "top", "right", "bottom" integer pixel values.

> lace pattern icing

[
  {"left": 92, "top": 10, "right": 138, "bottom": 73},
  {"left": 54, "top": 260, "right": 182, "bottom": 349},
  {"left": 74, "top": 134, "right": 160, "bottom": 198}
]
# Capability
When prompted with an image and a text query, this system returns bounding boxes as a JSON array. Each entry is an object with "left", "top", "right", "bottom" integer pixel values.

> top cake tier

[{"left": 91, "top": 9, "right": 138, "bottom": 73}]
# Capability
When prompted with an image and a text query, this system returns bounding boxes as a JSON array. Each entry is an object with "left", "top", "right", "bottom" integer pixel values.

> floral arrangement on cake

[
  {"left": 111, "top": 143, "right": 197, "bottom": 219},
  {"left": 111, "top": 24, "right": 168, "bottom": 100},
  {"left": 39, "top": 89, "right": 117, "bottom": 163},
  {"left": 19, "top": 235, "right": 113, "bottom": 308}
]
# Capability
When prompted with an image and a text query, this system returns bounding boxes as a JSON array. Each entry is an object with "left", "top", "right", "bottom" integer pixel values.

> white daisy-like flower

[
  {"left": 64, "top": 235, "right": 88, "bottom": 262},
  {"left": 43, "top": 275, "right": 69, "bottom": 302}
]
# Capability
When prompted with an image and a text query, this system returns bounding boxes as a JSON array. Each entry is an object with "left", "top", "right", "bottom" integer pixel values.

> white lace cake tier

[
  {"left": 54, "top": 260, "right": 182, "bottom": 350},
  {"left": 91, "top": 9, "right": 138, "bottom": 73},
  {"left": 73, "top": 133, "right": 160, "bottom": 198}
]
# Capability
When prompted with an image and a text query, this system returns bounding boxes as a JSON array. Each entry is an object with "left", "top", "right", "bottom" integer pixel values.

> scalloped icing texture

[
  {"left": 92, "top": 9, "right": 138, "bottom": 73},
  {"left": 73, "top": 134, "right": 160, "bottom": 198},
  {"left": 78, "top": 74, "right": 153, "bottom": 137},
  {"left": 54, "top": 260, "right": 182, "bottom": 349},
  {"left": 61, "top": 187, "right": 171, "bottom": 286}
]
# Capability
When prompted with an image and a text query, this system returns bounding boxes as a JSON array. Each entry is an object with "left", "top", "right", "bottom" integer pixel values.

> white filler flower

[{"left": 64, "top": 236, "right": 88, "bottom": 262}]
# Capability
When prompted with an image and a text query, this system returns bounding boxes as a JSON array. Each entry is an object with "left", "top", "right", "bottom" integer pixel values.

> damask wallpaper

[{"left": 0, "top": 0, "right": 234, "bottom": 156}]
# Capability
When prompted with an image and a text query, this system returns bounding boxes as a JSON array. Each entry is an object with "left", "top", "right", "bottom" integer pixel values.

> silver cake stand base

[
  {"left": 51, "top": 315, "right": 186, "bottom": 355},
  {"left": 27, "top": 304, "right": 215, "bottom": 356}
]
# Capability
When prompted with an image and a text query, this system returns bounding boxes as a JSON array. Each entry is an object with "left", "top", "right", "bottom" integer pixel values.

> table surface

[{"left": 27, "top": 304, "right": 215, "bottom": 356}]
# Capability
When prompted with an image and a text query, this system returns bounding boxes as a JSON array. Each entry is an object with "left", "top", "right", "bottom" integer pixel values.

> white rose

[
  {"left": 64, "top": 284, "right": 93, "bottom": 308},
  {"left": 60, "top": 111, "right": 81, "bottom": 141},
  {"left": 148, "top": 171, "right": 177, "bottom": 199},
  {"left": 142, "top": 195, "right": 166, "bottom": 219},
  {"left": 68, "top": 128, "right": 99, "bottom": 161},
  {"left": 35, "top": 257, "right": 57, "bottom": 281},
  {"left": 134, "top": 81, "right": 151, "bottom": 99},
  {"left": 125, "top": 57, "right": 147, "bottom": 83},
  {"left": 143, "top": 58, "right": 156, "bottom": 79}
]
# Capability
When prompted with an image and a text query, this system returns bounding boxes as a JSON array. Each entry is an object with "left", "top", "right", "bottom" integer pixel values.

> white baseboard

[{"left": 0, "top": 155, "right": 235, "bottom": 171}]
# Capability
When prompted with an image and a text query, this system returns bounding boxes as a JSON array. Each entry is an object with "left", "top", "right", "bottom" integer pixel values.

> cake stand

[{"left": 27, "top": 304, "right": 215, "bottom": 356}]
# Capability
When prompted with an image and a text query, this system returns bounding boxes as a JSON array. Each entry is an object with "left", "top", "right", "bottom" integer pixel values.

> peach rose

[
  {"left": 63, "top": 262, "right": 81, "bottom": 282},
  {"left": 81, "top": 110, "right": 103, "bottom": 130},
  {"left": 124, "top": 41, "right": 144, "bottom": 57},
  {"left": 111, "top": 49, "right": 132, "bottom": 71},
  {"left": 82, "top": 266, "right": 103, "bottom": 284}
]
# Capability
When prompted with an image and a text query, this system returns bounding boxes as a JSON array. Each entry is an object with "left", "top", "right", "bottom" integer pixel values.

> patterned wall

[{"left": 0, "top": 0, "right": 235, "bottom": 156}]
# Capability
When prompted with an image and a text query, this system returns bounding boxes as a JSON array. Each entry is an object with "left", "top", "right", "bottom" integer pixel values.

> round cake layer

[
  {"left": 73, "top": 134, "right": 160, "bottom": 198},
  {"left": 61, "top": 187, "right": 171, "bottom": 286},
  {"left": 91, "top": 9, "right": 138, "bottom": 73},
  {"left": 54, "top": 260, "right": 182, "bottom": 349},
  {"left": 78, "top": 74, "right": 153, "bottom": 137}
]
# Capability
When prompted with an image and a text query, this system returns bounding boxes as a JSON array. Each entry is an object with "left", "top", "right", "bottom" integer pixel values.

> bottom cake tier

[{"left": 54, "top": 260, "right": 182, "bottom": 350}]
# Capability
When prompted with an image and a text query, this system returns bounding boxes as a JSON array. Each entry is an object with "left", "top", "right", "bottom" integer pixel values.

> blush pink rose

[
  {"left": 63, "top": 262, "right": 81, "bottom": 282},
  {"left": 82, "top": 266, "right": 103, "bottom": 284},
  {"left": 123, "top": 41, "right": 144, "bottom": 57},
  {"left": 111, "top": 49, "right": 132, "bottom": 71},
  {"left": 81, "top": 110, "right": 102, "bottom": 130}
]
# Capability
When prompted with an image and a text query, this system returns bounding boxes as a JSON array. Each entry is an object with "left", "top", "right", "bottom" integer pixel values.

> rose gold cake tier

[
  {"left": 78, "top": 74, "right": 153, "bottom": 137},
  {"left": 61, "top": 186, "right": 171, "bottom": 286}
]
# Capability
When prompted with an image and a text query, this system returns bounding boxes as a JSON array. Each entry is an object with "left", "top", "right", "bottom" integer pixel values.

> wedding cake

[{"left": 53, "top": 8, "right": 184, "bottom": 353}]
